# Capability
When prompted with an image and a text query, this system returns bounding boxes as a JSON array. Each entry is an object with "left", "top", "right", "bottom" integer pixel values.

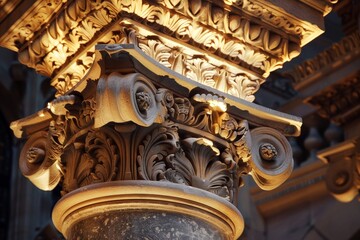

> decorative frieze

[
  {"left": 0, "top": 0, "right": 331, "bottom": 102},
  {"left": 306, "top": 72, "right": 360, "bottom": 124},
  {"left": 286, "top": 30, "right": 360, "bottom": 89}
]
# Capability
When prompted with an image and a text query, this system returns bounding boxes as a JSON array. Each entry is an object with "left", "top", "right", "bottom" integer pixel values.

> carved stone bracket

[{"left": 318, "top": 138, "right": 360, "bottom": 202}]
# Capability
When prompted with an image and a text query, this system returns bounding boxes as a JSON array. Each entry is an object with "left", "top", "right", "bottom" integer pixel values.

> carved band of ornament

[
  {"left": 156, "top": 0, "right": 316, "bottom": 45},
  {"left": 307, "top": 74, "right": 360, "bottom": 123},
  {"left": 287, "top": 31, "right": 360, "bottom": 87},
  {"left": 223, "top": 0, "right": 323, "bottom": 45},
  {"left": 53, "top": 26, "right": 265, "bottom": 102},
  {"left": 0, "top": 0, "right": 64, "bottom": 51},
  {"left": 137, "top": 36, "right": 263, "bottom": 102},
  {"left": 14, "top": 0, "right": 299, "bottom": 80}
]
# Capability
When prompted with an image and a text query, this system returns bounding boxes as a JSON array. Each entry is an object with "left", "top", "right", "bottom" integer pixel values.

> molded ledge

[{"left": 52, "top": 180, "right": 244, "bottom": 239}]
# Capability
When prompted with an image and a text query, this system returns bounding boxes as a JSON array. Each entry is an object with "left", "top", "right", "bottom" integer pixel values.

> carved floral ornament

[
  {"left": 287, "top": 30, "right": 360, "bottom": 89},
  {"left": 0, "top": 0, "right": 335, "bottom": 100},
  {"left": 11, "top": 45, "right": 297, "bottom": 204}
]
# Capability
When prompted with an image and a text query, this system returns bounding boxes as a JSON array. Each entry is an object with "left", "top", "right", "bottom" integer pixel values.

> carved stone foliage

[
  {"left": 287, "top": 30, "right": 360, "bottom": 88},
  {"left": 1, "top": 0, "right": 331, "bottom": 102},
  {"left": 138, "top": 36, "right": 263, "bottom": 101},
  {"left": 61, "top": 127, "right": 124, "bottom": 194},
  {"left": 136, "top": 121, "right": 237, "bottom": 201},
  {"left": 307, "top": 73, "right": 360, "bottom": 124},
  {"left": 15, "top": 69, "right": 294, "bottom": 203}
]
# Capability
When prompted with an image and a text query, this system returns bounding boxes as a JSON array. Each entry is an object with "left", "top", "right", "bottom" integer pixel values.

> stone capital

[{"left": 9, "top": 44, "right": 300, "bottom": 238}]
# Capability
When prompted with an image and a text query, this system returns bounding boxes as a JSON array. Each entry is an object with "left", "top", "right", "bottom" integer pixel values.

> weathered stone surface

[
  {"left": 70, "top": 211, "right": 227, "bottom": 240},
  {"left": 53, "top": 181, "right": 244, "bottom": 239}
]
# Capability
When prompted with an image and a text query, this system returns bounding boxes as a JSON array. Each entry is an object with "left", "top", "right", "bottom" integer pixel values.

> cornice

[
  {"left": 306, "top": 72, "right": 360, "bottom": 125},
  {"left": 298, "top": 0, "right": 338, "bottom": 16},
  {"left": 0, "top": 0, "right": 328, "bottom": 101},
  {"left": 0, "top": 0, "right": 21, "bottom": 24},
  {"left": 226, "top": 0, "right": 328, "bottom": 45},
  {"left": 0, "top": 0, "right": 64, "bottom": 49},
  {"left": 287, "top": 30, "right": 360, "bottom": 90}
]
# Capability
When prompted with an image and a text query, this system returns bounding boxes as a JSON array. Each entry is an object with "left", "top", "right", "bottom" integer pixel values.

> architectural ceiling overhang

[
  {"left": 0, "top": 0, "right": 337, "bottom": 100},
  {"left": 10, "top": 44, "right": 303, "bottom": 138}
]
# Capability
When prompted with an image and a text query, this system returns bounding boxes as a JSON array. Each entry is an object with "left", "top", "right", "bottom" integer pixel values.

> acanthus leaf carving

[
  {"left": 137, "top": 121, "right": 180, "bottom": 181},
  {"left": 62, "top": 127, "right": 125, "bottom": 195},
  {"left": 180, "top": 138, "right": 233, "bottom": 200},
  {"left": 137, "top": 120, "right": 237, "bottom": 201},
  {"left": 7, "top": 0, "right": 305, "bottom": 99}
]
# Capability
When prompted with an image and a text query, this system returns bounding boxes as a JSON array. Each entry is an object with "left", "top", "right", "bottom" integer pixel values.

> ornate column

[{"left": 0, "top": 0, "right": 337, "bottom": 238}]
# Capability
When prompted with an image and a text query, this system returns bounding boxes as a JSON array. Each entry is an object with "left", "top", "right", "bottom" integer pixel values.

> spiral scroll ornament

[
  {"left": 19, "top": 131, "right": 61, "bottom": 190},
  {"left": 249, "top": 127, "right": 294, "bottom": 190}
]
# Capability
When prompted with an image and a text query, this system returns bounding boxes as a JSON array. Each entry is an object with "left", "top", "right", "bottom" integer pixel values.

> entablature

[{"left": 0, "top": 0, "right": 335, "bottom": 101}]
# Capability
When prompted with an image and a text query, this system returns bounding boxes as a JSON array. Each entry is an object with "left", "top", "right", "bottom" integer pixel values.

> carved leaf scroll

[
  {"left": 62, "top": 127, "right": 124, "bottom": 194},
  {"left": 137, "top": 120, "right": 235, "bottom": 201},
  {"left": 137, "top": 121, "right": 180, "bottom": 181},
  {"left": 178, "top": 138, "right": 233, "bottom": 200}
]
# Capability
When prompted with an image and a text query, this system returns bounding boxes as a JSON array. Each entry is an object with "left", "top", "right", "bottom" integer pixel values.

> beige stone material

[{"left": 52, "top": 180, "right": 244, "bottom": 239}]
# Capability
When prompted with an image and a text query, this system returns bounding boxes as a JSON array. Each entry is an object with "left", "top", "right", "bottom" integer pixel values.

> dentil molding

[{"left": 0, "top": 0, "right": 336, "bottom": 101}]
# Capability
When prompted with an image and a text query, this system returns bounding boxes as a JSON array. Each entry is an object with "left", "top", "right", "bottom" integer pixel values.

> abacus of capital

[{"left": 0, "top": 0, "right": 336, "bottom": 238}]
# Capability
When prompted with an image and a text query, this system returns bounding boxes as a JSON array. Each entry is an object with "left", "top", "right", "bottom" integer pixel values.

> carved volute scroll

[
  {"left": 19, "top": 131, "right": 61, "bottom": 191},
  {"left": 95, "top": 72, "right": 166, "bottom": 128},
  {"left": 249, "top": 127, "right": 294, "bottom": 190}
]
